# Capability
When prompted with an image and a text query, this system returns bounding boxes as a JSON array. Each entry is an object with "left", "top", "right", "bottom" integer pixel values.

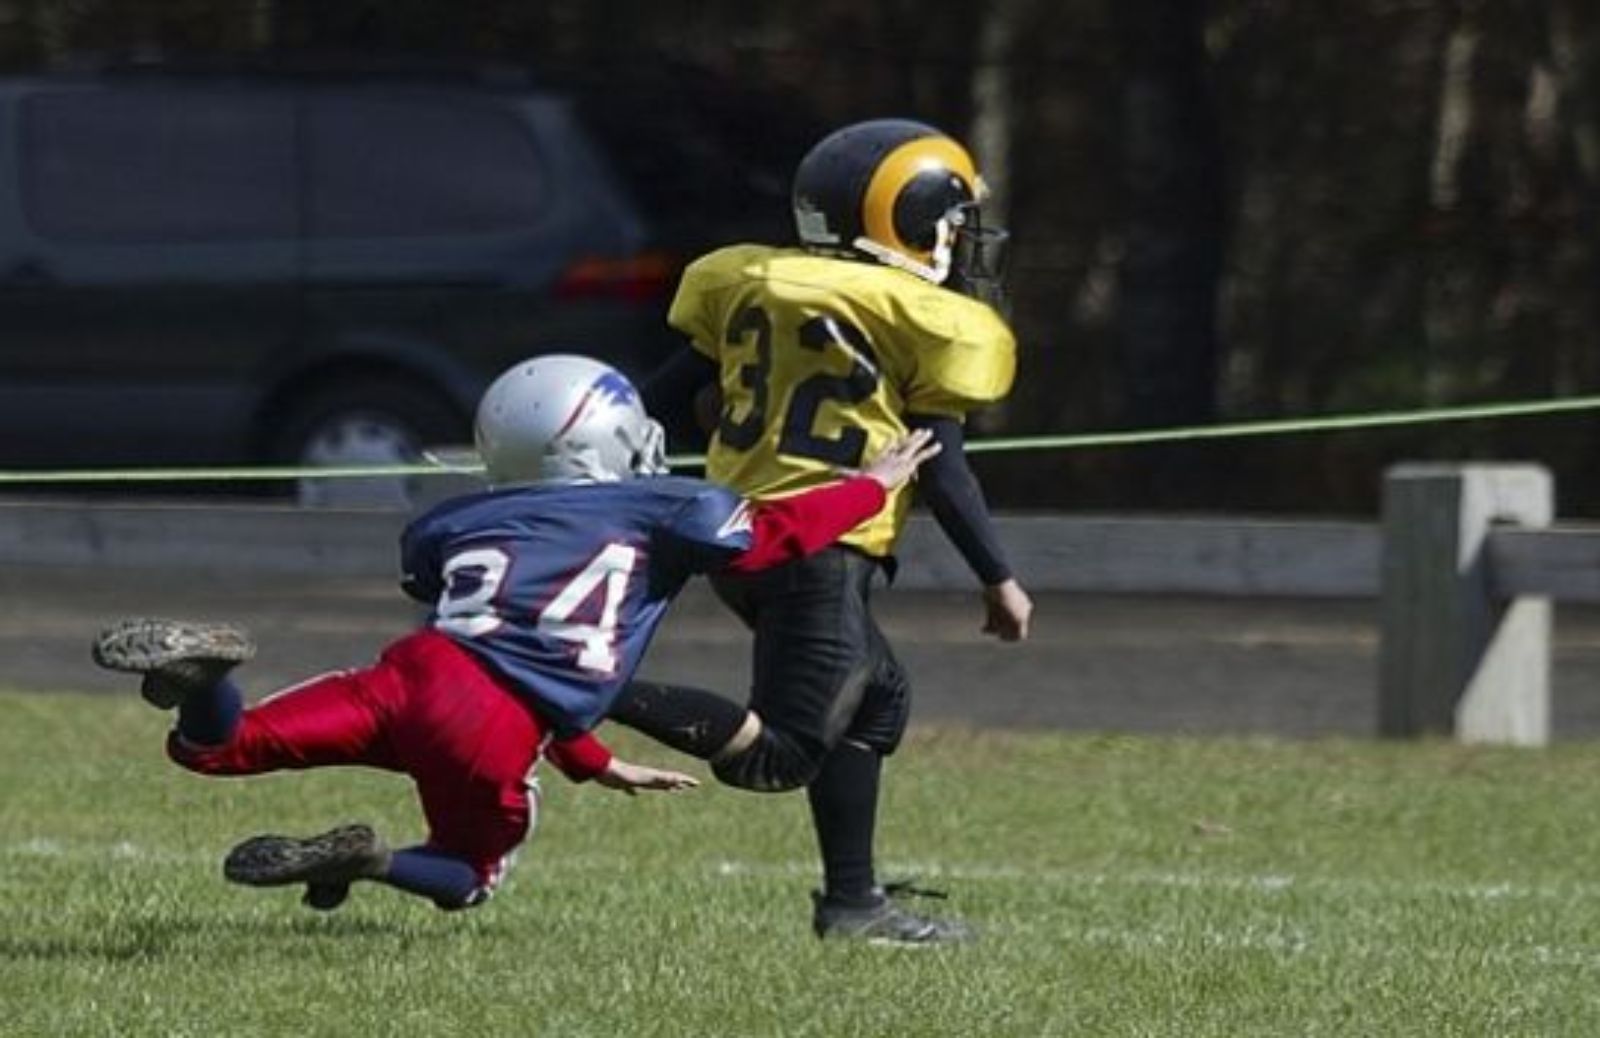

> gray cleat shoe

[
  {"left": 223, "top": 824, "right": 391, "bottom": 912},
  {"left": 812, "top": 885, "right": 976, "bottom": 946},
  {"left": 91, "top": 618, "right": 255, "bottom": 709}
]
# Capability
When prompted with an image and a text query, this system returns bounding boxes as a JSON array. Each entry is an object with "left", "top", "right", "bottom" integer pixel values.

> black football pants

[{"left": 710, "top": 545, "right": 911, "bottom": 777}]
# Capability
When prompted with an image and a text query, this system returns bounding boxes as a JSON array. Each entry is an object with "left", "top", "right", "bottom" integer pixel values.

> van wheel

[{"left": 268, "top": 379, "right": 468, "bottom": 509}]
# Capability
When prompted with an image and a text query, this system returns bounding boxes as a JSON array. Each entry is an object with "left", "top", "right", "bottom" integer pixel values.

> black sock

[
  {"left": 610, "top": 680, "right": 749, "bottom": 759},
  {"left": 807, "top": 741, "right": 881, "bottom": 904}
]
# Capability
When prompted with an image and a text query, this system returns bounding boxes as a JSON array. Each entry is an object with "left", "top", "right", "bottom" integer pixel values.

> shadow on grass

[{"left": 0, "top": 902, "right": 498, "bottom": 964}]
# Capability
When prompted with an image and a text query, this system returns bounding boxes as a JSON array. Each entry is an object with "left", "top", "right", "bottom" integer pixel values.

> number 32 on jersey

[{"left": 718, "top": 305, "right": 880, "bottom": 468}]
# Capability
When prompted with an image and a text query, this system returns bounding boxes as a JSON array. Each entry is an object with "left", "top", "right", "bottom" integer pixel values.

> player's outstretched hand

[
  {"left": 862, "top": 428, "right": 943, "bottom": 490},
  {"left": 982, "top": 578, "right": 1033, "bottom": 642},
  {"left": 595, "top": 757, "right": 701, "bottom": 796}
]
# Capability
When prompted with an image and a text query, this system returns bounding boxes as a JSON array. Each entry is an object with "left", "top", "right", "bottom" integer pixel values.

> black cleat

[
  {"left": 223, "top": 824, "right": 391, "bottom": 911},
  {"left": 812, "top": 886, "right": 976, "bottom": 946},
  {"left": 92, "top": 618, "right": 255, "bottom": 709},
  {"left": 302, "top": 883, "right": 353, "bottom": 913}
]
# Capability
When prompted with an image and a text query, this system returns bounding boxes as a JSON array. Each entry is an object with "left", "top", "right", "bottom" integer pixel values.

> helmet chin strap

[
  {"left": 631, "top": 419, "right": 668, "bottom": 476},
  {"left": 852, "top": 220, "right": 955, "bottom": 285}
]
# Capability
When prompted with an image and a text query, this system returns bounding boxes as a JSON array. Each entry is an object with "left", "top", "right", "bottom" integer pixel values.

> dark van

[{"left": 0, "top": 61, "right": 808, "bottom": 504}]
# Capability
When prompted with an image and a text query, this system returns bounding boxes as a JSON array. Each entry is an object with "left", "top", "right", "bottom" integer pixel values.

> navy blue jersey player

[
  {"left": 92, "top": 354, "right": 938, "bottom": 913},
  {"left": 401, "top": 476, "right": 763, "bottom": 736}
]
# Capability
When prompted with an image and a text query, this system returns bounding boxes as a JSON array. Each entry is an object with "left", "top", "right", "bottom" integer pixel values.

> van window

[
  {"left": 20, "top": 89, "right": 295, "bottom": 242},
  {"left": 307, "top": 94, "right": 544, "bottom": 238}
]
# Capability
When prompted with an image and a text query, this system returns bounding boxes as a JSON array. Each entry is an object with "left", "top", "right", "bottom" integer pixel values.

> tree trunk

[{"left": 1114, "top": 0, "right": 1224, "bottom": 432}]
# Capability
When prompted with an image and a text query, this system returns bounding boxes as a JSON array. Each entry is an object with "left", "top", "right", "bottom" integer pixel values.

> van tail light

[{"left": 553, "top": 251, "right": 680, "bottom": 302}]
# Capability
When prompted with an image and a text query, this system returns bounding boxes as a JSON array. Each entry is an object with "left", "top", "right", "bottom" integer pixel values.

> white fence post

[{"left": 1379, "top": 463, "right": 1553, "bottom": 745}]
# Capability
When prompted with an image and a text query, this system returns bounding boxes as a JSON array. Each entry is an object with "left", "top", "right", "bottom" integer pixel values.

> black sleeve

[
  {"left": 400, "top": 572, "right": 439, "bottom": 605},
  {"left": 397, "top": 527, "right": 442, "bottom": 604},
  {"left": 905, "top": 413, "right": 1013, "bottom": 586},
  {"left": 642, "top": 346, "right": 719, "bottom": 449}
]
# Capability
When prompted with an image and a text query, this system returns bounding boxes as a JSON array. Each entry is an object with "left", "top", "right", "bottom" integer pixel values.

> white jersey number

[
  {"left": 435, "top": 547, "right": 511, "bottom": 638},
  {"left": 434, "top": 542, "right": 638, "bottom": 676},
  {"left": 538, "top": 543, "right": 638, "bottom": 674}
]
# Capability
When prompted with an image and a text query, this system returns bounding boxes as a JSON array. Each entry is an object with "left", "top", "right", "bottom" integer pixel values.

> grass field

[{"left": 6, "top": 689, "right": 1600, "bottom": 1037}]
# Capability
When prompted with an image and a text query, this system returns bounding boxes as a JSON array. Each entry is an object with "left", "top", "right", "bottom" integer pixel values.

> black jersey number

[
  {"left": 720, "top": 306, "right": 880, "bottom": 467},
  {"left": 717, "top": 306, "right": 772, "bottom": 451}
]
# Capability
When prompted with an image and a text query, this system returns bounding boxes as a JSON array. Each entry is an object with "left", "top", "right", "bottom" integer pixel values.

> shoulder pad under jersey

[
  {"left": 885, "top": 284, "right": 1017, "bottom": 415},
  {"left": 668, "top": 245, "right": 781, "bottom": 359}
]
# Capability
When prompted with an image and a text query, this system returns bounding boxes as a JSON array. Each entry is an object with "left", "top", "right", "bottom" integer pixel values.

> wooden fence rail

[{"left": 1, "top": 461, "right": 1593, "bottom": 746}]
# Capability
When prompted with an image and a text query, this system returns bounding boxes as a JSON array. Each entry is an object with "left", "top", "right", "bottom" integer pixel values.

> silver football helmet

[{"left": 473, "top": 354, "right": 666, "bottom": 485}]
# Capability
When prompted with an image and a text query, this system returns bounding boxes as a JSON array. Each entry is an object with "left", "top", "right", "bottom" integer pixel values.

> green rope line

[
  {"left": 961, "top": 392, "right": 1600, "bottom": 455},
  {"left": 2, "top": 392, "right": 1597, "bottom": 484}
]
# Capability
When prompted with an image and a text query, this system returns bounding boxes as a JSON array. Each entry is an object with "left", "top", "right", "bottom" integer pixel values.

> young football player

[
  {"left": 91, "top": 354, "right": 938, "bottom": 913},
  {"left": 614, "top": 118, "right": 1033, "bottom": 945}
]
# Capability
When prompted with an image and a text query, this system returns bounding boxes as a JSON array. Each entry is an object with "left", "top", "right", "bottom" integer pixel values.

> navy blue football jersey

[{"left": 400, "top": 476, "right": 753, "bottom": 734}]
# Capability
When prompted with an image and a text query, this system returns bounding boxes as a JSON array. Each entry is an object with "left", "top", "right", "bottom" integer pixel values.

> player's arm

[
  {"left": 547, "top": 730, "right": 698, "bottom": 793},
  {"left": 724, "top": 429, "right": 941, "bottom": 573},
  {"left": 652, "top": 249, "right": 745, "bottom": 438},
  {"left": 593, "top": 757, "right": 700, "bottom": 795},
  {"left": 905, "top": 413, "right": 1033, "bottom": 642},
  {"left": 890, "top": 285, "right": 1026, "bottom": 632},
  {"left": 642, "top": 346, "right": 721, "bottom": 439},
  {"left": 545, "top": 731, "right": 613, "bottom": 781}
]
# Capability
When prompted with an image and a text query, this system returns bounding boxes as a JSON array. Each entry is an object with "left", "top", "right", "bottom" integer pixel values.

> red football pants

[{"left": 170, "top": 629, "right": 547, "bottom": 886}]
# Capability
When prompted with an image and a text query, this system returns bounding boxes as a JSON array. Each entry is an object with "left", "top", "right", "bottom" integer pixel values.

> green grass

[{"left": 6, "top": 690, "right": 1600, "bottom": 1036}]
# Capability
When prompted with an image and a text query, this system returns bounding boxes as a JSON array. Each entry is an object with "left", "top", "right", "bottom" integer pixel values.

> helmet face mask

[
  {"left": 474, "top": 355, "right": 665, "bottom": 487},
  {"left": 791, "top": 118, "right": 1009, "bottom": 303},
  {"left": 945, "top": 205, "right": 1012, "bottom": 314}
]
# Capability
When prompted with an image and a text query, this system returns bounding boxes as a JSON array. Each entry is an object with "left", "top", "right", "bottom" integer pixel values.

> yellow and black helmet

[{"left": 791, "top": 118, "right": 989, "bottom": 285}]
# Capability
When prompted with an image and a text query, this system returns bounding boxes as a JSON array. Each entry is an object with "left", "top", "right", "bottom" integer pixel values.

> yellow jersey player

[
  {"left": 616, "top": 118, "right": 1033, "bottom": 945},
  {"left": 668, "top": 244, "right": 1014, "bottom": 558}
]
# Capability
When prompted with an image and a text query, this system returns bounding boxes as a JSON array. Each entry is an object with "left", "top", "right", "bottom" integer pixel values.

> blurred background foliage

[{"left": 2, "top": 0, "right": 1597, "bottom": 516}]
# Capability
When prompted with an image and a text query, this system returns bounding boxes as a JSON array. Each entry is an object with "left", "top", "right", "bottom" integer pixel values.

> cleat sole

[
  {"left": 223, "top": 824, "right": 384, "bottom": 888},
  {"left": 93, "top": 618, "right": 255, "bottom": 675}
]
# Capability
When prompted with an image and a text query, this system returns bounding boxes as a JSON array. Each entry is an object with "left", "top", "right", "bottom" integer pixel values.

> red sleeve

[
  {"left": 545, "top": 731, "right": 613, "bottom": 782},
  {"left": 725, "top": 477, "right": 888, "bottom": 573}
]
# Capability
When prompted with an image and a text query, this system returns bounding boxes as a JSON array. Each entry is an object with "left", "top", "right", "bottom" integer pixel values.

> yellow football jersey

[{"left": 668, "top": 244, "right": 1016, "bottom": 556}]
